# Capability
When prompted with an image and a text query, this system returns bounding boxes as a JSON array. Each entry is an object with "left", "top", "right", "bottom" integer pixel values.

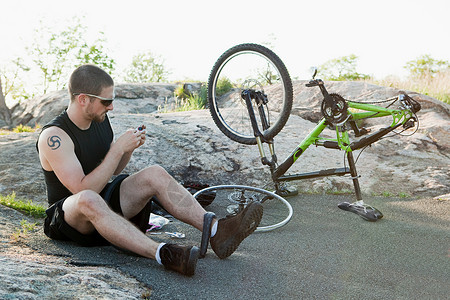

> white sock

[
  {"left": 155, "top": 242, "right": 166, "bottom": 265},
  {"left": 211, "top": 220, "right": 218, "bottom": 238}
]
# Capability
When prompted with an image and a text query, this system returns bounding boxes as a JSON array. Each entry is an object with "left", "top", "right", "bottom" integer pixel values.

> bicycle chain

[{"left": 346, "top": 96, "right": 399, "bottom": 105}]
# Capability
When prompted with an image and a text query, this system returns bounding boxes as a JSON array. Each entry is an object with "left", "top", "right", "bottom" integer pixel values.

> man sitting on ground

[{"left": 36, "top": 64, "right": 263, "bottom": 276}]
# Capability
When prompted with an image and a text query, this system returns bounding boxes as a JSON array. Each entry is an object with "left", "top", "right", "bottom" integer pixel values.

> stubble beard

[
  {"left": 87, "top": 108, "right": 107, "bottom": 123},
  {"left": 93, "top": 112, "right": 106, "bottom": 123}
]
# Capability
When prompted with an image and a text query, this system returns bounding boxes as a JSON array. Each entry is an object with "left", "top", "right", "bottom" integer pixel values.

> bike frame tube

[
  {"left": 272, "top": 119, "right": 328, "bottom": 179},
  {"left": 348, "top": 102, "right": 394, "bottom": 114},
  {"left": 348, "top": 102, "right": 412, "bottom": 127}
]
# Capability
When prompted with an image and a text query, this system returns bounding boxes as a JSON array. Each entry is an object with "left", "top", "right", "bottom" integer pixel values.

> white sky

[{"left": 1, "top": 0, "right": 449, "bottom": 82}]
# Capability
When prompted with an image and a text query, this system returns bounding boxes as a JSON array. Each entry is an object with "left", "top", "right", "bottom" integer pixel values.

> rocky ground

[{"left": 0, "top": 81, "right": 448, "bottom": 298}]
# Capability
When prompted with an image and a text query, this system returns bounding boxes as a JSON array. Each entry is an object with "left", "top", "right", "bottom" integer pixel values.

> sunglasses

[{"left": 73, "top": 93, "right": 115, "bottom": 106}]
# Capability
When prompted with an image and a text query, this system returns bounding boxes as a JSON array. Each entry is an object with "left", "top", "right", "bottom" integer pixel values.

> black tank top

[{"left": 37, "top": 111, "right": 113, "bottom": 206}]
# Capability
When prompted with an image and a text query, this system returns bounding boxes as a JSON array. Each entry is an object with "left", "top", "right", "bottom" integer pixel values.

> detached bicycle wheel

[
  {"left": 193, "top": 185, "right": 293, "bottom": 232},
  {"left": 208, "top": 44, "right": 293, "bottom": 145}
]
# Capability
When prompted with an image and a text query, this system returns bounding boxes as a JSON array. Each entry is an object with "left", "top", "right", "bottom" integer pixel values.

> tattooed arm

[{"left": 37, "top": 126, "right": 123, "bottom": 194}]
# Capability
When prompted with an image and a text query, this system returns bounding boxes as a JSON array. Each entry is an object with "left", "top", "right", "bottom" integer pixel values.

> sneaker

[
  {"left": 160, "top": 244, "right": 199, "bottom": 276},
  {"left": 210, "top": 201, "right": 263, "bottom": 259}
]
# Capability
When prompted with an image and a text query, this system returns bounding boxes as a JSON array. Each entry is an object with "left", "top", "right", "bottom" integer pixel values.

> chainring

[{"left": 321, "top": 93, "right": 349, "bottom": 124}]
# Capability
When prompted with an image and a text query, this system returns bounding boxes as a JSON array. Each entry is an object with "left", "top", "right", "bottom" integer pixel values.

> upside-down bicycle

[{"left": 194, "top": 43, "right": 420, "bottom": 230}]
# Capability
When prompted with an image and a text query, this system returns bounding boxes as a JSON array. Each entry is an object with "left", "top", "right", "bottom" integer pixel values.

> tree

[
  {"left": 318, "top": 54, "right": 370, "bottom": 81},
  {"left": 27, "top": 18, "right": 115, "bottom": 95},
  {"left": 75, "top": 34, "right": 115, "bottom": 74},
  {"left": 404, "top": 54, "right": 450, "bottom": 78},
  {"left": 1, "top": 58, "right": 31, "bottom": 100},
  {"left": 0, "top": 58, "right": 30, "bottom": 126},
  {"left": 124, "top": 52, "right": 170, "bottom": 83},
  {"left": 0, "top": 77, "right": 11, "bottom": 125}
]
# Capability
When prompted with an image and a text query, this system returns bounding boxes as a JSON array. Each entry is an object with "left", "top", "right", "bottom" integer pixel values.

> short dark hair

[{"left": 68, "top": 64, "right": 114, "bottom": 101}]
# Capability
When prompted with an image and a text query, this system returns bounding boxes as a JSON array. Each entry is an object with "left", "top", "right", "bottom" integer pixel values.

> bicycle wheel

[
  {"left": 208, "top": 43, "right": 293, "bottom": 145},
  {"left": 193, "top": 185, "right": 293, "bottom": 232}
]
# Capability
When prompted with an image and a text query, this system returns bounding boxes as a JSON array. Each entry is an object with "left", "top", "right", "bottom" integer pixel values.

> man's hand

[
  {"left": 112, "top": 125, "right": 146, "bottom": 154},
  {"left": 135, "top": 125, "right": 147, "bottom": 147},
  {"left": 110, "top": 125, "right": 146, "bottom": 175}
]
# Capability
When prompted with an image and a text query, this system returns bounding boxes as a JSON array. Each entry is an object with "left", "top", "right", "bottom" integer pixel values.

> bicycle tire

[
  {"left": 208, "top": 44, "right": 293, "bottom": 145},
  {"left": 193, "top": 185, "right": 293, "bottom": 232}
]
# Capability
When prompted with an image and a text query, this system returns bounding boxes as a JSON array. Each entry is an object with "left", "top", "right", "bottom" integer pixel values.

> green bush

[
  {"left": 216, "top": 77, "right": 234, "bottom": 96},
  {"left": 404, "top": 54, "right": 450, "bottom": 78}
]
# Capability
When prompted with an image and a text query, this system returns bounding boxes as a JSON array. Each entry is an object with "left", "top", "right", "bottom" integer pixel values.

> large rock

[
  {"left": 10, "top": 83, "right": 180, "bottom": 126},
  {"left": 0, "top": 81, "right": 449, "bottom": 207}
]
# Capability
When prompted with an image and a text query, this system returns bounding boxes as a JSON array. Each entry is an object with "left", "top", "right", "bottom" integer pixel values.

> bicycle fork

[{"left": 242, "top": 90, "right": 277, "bottom": 167}]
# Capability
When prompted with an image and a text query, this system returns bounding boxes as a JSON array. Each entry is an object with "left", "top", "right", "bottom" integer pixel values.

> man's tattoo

[{"left": 47, "top": 135, "right": 62, "bottom": 150}]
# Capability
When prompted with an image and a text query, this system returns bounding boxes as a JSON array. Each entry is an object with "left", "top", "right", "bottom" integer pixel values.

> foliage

[
  {"left": 0, "top": 58, "right": 31, "bottom": 101},
  {"left": 124, "top": 51, "right": 170, "bottom": 83},
  {"left": 178, "top": 94, "right": 206, "bottom": 111},
  {"left": 216, "top": 77, "right": 233, "bottom": 96},
  {"left": 159, "top": 84, "right": 207, "bottom": 113},
  {"left": 318, "top": 54, "right": 370, "bottom": 81},
  {"left": 404, "top": 54, "right": 450, "bottom": 78},
  {"left": 0, "top": 124, "right": 40, "bottom": 135},
  {"left": 12, "top": 124, "right": 39, "bottom": 133},
  {"left": 199, "top": 84, "right": 208, "bottom": 104},
  {"left": 0, "top": 192, "right": 46, "bottom": 218},
  {"left": 257, "top": 62, "right": 278, "bottom": 85},
  {"left": 174, "top": 84, "right": 187, "bottom": 99},
  {"left": 370, "top": 70, "right": 450, "bottom": 104},
  {"left": 75, "top": 35, "right": 115, "bottom": 73},
  {"left": 25, "top": 17, "right": 115, "bottom": 95}
]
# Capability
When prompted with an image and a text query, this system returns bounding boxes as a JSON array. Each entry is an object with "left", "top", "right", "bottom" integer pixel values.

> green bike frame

[
  {"left": 270, "top": 102, "right": 414, "bottom": 180},
  {"left": 251, "top": 100, "right": 415, "bottom": 201}
]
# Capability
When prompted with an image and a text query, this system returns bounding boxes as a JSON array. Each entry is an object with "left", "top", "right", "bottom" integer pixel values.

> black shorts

[{"left": 43, "top": 174, "right": 153, "bottom": 247}]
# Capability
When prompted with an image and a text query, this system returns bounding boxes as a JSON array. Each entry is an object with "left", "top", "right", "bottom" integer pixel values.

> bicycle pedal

[{"left": 338, "top": 201, "right": 383, "bottom": 222}]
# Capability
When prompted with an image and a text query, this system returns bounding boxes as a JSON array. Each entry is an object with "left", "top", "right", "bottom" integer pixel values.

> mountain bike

[{"left": 199, "top": 43, "right": 421, "bottom": 223}]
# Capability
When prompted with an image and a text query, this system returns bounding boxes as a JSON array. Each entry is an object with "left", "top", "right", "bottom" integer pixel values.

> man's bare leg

[
  {"left": 118, "top": 165, "right": 211, "bottom": 231},
  {"left": 117, "top": 165, "right": 263, "bottom": 260},
  {"left": 63, "top": 189, "right": 200, "bottom": 276},
  {"left": 62, "top": 190, "right": 159, "bottom": 259}
]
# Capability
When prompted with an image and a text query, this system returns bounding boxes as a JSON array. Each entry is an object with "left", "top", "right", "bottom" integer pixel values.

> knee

[
  {"left": 76, "top": 190, "right": 106, "bottom": 214},
  {"left": 146, "top": 165, "right": 169, "bottom": 177},
  {"left": 144, "top": 165, "right": 171, "bottom": 185}
]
